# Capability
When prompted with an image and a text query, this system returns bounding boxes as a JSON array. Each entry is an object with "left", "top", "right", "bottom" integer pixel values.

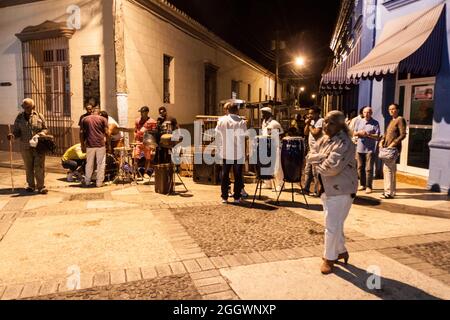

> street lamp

[{"left": 295, "top": 56, "right": 305, "bottom": 67}]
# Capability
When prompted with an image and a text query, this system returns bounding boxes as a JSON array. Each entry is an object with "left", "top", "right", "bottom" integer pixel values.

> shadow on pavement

[
  {"left": 0, "top": 188, "right": 37, "bottom": 197},
  {"left": 334, "top": 263, "right": 441, "bottom": 300}
]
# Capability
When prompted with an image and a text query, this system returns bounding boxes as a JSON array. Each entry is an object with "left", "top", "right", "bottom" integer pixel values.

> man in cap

[
  {"left": 134, "top": 106, "right": 158, "bottom": 174},
  {"left": 261, "top": 106, "right": 284, "bottom": 191},
  {"left": 7, "top": 98, "right": 49, "bottom": 194}
]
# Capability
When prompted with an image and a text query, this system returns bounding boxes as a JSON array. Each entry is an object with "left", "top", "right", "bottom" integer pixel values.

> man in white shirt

[
  {"left": 261, "top": 106, "right": 284, "bottom": 191},
  {"left": 304, "top": 107, "right": 324, "bottom": 196},
  {"left": 215, "top": 102, "right": 247, "bottom": 204}
]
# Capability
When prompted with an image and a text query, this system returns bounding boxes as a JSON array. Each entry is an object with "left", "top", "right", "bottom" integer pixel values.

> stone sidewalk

[{"left": 0, "top": 165, "right": 449, "bottom": 300}]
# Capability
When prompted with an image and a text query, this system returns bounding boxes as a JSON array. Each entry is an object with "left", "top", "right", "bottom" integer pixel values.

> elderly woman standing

[{"left": 307, "top": 111, "right": 358, "bottom": 274}]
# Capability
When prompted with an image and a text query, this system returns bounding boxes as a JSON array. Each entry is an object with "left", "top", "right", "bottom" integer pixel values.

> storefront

[{"left": 348, "top": 2, "right": 450, "bottom": 193}]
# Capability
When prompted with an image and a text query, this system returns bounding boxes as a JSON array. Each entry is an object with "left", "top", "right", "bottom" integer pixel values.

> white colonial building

[{"left": 0, "top": 0, "right": 280, "bottom": 154}]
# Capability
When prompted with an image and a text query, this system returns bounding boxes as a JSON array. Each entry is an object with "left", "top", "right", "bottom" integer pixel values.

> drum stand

[
  {"left": 276, "top": 181, "right": 309, "bottom": 207},
  {"left": 251, "top": 178, "right": 266, "bottom": 207}
]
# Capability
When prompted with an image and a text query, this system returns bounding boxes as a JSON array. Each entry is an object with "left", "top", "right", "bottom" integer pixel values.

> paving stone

[
  {"left": 222, "top": 255, "right": 242, "bottom": 267},
  {"left": 396, "top": 257, "right": 424, "bottom": 265},
  {"left": 39, "top": 280, "right": 59, "bottom": 295},
  {"left": 110, "top": 269, "right": 126, "bottom": 285},
  {"left": 155, "top": 264, "right": 173, "bottom": 277},
  {"left": 140, "top": 266, "right": 158, "bottom": 280},
  {"left": 210, "top": 256, "right": 229, "bottom": 269},
  {"left": 434, "top": 274, "right": 450, "bottom": 286},
  {"left": 93, "top": 272, "right": 110, "bottom": 287},
  {"left": 196, "top": 257, "right": 215, "bottom": 271},
  {"left": 197, "top": 283, "right": 231, "bottom": 295},
  {"left": 259, "top": 251, "right": 280, "bottom": 262},
  {"left": 203, "top": 290, "right": 238, "bottom": 300},
  {"left": 183, "top": 259, "right": 202, "bottom": 273},
  {"left": 20, "top": 282, "right": 41, "bottom": 299},
  {"left": 1, "top": 284, "right": 23, "bottom": 300},
  {"left": 179, "top": 253, "right": 207, "bottom": 260},
  {"left": 80, "top": 273, "right": 94, "bottom": 289},
  {"left": 422, "top": 268, "right": 448, "bottom": 277},
  {"left": 281, "top": 248, "right": 302, "bottom": 260},
  {"left": 190, "top": 270, "right": 221, "bottom": 280},
  {"left": 193, "top": 276, "right": 227, "bottom": 288},
  {"left": 0, "top": 286, "right": 5, "bottom": 299},
  {"left": 291, "top": 247, "right": 314, "bottom": 258},
  {"left": 234, "top": 254, "right": 254, "bottom": 266},
  {"left": 246, "top": 252, "right": 267, "bottom": 264},
  {"left": 126, "top": 268, "right": 142, "bottom": 282},
  {"left": 170, "top": 262, "right": 187, "bottom": 275}
]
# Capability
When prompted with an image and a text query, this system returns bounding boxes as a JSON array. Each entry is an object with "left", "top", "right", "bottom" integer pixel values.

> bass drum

[{"left": 281, "top": 137, "right": 305, "bottom": 183}]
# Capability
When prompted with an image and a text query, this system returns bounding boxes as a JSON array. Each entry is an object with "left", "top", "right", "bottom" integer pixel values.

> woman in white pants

[{"left": 307, "top": 111, "right": 358, "bottom": 274}]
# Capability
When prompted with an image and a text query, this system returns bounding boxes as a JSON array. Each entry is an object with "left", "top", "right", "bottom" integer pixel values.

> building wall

[
  {"left": 0, "top": 0, "right": 114, "bottom": 151},
  {"left": 370, "top": 0, "right": 450, "bottom": 192},
  {"left": 122, "top": 1, "right": 276, "bottom": 128}
]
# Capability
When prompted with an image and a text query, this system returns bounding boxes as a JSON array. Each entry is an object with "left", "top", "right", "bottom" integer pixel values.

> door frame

[{"left": 395, "top": 75, "right": 435, "bottom": 177}]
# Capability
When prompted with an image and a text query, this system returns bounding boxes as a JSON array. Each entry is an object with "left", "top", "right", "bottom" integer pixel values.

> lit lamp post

[
  {"left": 297, "top": 86, "right": 305, "bottom": 107},
  {"left": 276, "top": 56, "right": 305, "bottom": 103},
  {"left": 311, "top": 94, "right": 317, "bottom": 105}
]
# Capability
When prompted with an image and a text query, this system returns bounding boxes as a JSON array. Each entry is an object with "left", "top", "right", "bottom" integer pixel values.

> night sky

[{"left": 167, "top": 0, "right": 341, "bottom": 95}]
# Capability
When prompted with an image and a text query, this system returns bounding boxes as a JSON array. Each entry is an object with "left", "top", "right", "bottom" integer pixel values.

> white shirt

[
  {"left": 215, "top": 114, "right": 247, "bottom": 160},
  {"left": 308, "top": 118, "right": 324, "bottom": 150},
  {"left": 262, "top": 117, "right": 284, "bottom": 136}
]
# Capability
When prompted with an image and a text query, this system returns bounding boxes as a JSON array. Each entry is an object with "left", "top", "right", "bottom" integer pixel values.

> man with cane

[{"left": 7, "top": 98, "right": 49, "bottom": 194}]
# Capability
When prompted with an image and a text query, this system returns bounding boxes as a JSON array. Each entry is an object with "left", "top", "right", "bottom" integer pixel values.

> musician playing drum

[
  {"left": 134, "top": 106, "right": 158, "bottom": 174},
  {"left": 261, "top": 106, "right": 284, "bottom": 192},
  {"left": 156, "top": 106, "right": 179, "bottom": 164}
]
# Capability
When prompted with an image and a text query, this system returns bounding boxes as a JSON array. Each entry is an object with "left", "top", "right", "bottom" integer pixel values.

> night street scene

[{"left": 0, "top": 0, "right": 450, "bottom": 310}]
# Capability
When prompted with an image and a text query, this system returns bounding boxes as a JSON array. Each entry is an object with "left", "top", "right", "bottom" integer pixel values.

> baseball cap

[
  {"left": 139, "top": 106, "right": 150, "bottom": 113},
  {"left": 261, "top": 107, "right": 272, "bottom": 113}
]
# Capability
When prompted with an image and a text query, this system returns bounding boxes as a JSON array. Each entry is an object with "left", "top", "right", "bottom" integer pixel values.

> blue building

[{"left": 323, "top": 0, "right": 450, "bottom": 194}]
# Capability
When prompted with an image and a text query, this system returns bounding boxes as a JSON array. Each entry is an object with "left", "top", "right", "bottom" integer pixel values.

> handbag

[
  {"left": 379, "top": 147, "right": 398, "bottom": 161},
  {"left": 36, "top": 135, "right": 57, "bottom": 154}
]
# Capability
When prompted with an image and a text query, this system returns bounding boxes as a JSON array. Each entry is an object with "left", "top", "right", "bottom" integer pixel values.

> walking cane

[{"left": 7, "top": 124, "right": 14, "bottom": 192}]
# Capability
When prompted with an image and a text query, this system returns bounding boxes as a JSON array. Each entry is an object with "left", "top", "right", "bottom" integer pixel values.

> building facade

[
  {"left": 323, "top": 0, "right": 450, "bottom": 193},
  {"left": 0, "top": 0, "right": 280, "bottom": 154}
]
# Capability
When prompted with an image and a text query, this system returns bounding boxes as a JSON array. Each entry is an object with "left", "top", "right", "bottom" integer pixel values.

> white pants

[
  {"left": 321, "top": 193, "right": 354, "bottom": 261},
  {"left": 85, "top": 147, "right": 106, "bottom": 187},
  {"left": 383, "top": 156, "right": 398, "bottom": 196},
  {"left": 263, "top": 146, "right": 284, "bottom": 189}
]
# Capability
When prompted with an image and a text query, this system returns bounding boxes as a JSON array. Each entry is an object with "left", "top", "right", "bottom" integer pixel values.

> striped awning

[
  {"left": 348, "top": 3, "right": 446, "bottom": 79},
  {"left": 321, "top": 38, "right": 362, "bottom": 89}
]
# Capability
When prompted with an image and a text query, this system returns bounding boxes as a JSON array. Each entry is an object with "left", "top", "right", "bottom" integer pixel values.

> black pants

[
  {"left": 62, "top": 159, "right": 85, "bottom": 172},
  {"left": 221, "top": 160, "right": 244, "bottom": 200},
  {"left": 357, "top": 152, "right": 375, "bottom": 189}
]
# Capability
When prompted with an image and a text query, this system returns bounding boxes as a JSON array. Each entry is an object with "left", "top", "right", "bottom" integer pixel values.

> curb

[{"left": 354, "top": 196, "right": 450, "bottom": 220}]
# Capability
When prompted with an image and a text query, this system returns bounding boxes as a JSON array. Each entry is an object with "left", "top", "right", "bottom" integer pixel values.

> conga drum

[
  {"left": 251, "top": 136, "right": 275, "bottom": 180},
  {"left": 281, "top": 137, "right": 305, "bottom": 183},
  {"left": 155, "top": 163, "right": 175, "bottom": 194}
]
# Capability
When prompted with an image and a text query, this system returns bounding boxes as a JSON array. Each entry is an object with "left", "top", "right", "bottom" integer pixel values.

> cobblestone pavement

[
  {"left": 397, "top": 241, "right": 450, "bottom": 273},
  {"left": 173, "top": 205, "right": 325, "bottom": 257},
  {"left": 23, "top": 274, "right": 202, "bottom": 300}
]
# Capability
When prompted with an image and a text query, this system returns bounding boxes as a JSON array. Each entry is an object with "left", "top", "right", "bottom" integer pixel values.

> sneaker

[
  {"left": 38, "top": 188, "right": 48, "bottom": 195},
  {"left": 358, "top": 186, "right": 366, "bottom": 191},
  {"left": 233, "top": 198, "right": 243, "bottom": 204},
  {"left": 241, "top": 189, "right": 249, "bottom": 198},
  {"left": 380, "top": 194, "right": 394, "bottom": 199},
  {"left": 25, "top": 187, "right": 34, "bottom": 193},
  {"left": 221, "top": 199, "right": 228, "bottom": 204},
  {"left": 365, "top": 188, "right": 372, "bottom": 194}
]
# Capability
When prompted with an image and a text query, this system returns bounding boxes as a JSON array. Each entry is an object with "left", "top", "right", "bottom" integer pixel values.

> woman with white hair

[{"left": 307, "top": 111, "right": 358, "bottom": 274}]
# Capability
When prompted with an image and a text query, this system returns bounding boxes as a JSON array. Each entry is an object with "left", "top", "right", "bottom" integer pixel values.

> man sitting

[{"left": 62, "top": 143, "right": 86, "bottom": 182}]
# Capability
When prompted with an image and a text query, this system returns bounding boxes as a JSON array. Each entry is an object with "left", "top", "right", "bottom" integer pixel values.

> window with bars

[{"left": 163, "top": 54, "right": 174, "bottom": 104}]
